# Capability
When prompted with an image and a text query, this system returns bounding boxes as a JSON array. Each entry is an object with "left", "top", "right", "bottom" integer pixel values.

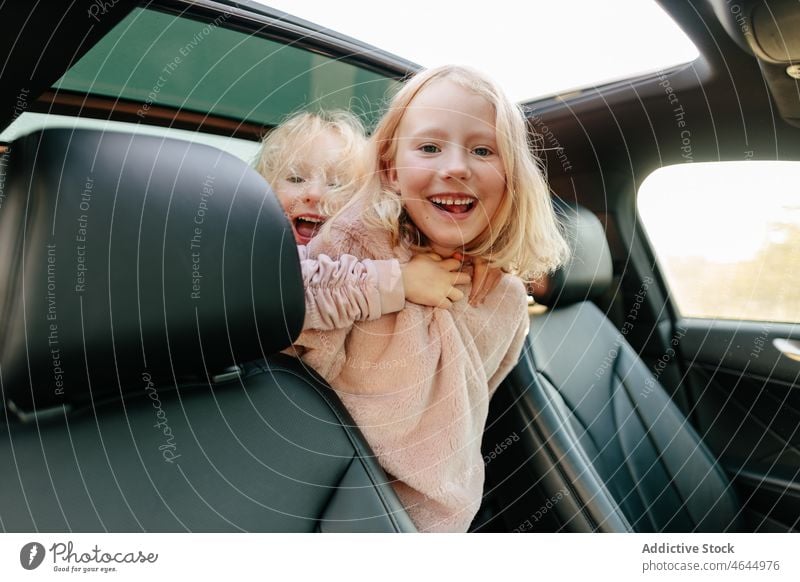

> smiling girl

[
  {"left": 256, "top": 110, "right": 475, "bottom": 330},
  {"left": 295, "top": 68, "right": 568, "bottom": 531}
]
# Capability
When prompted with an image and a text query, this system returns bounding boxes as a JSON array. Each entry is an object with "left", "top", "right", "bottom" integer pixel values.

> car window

[
  {"left": 638, "top": 161, "right": 800, "bottom": 324},
  {"left": 0, "top": 113, "right": 261, "bottom": 163},
  {"left": 52, "top": 7, "right": 399, "bottom": 128}
]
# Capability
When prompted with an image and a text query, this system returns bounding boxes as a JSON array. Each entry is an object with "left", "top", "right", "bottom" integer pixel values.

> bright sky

[
  {"left": 254, "top": 0, "right": 699, "bottom": 102},
  {"left": 639, "top": 161, "right": 800, "bottom": 263}
]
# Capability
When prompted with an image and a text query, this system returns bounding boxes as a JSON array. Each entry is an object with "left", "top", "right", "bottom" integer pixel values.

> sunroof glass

[
  {"left": 256, "top": 0, "right": 700, "bottom": 102},
  {"left": 53, "top": 7, "right": 399, "bottom": 127}
]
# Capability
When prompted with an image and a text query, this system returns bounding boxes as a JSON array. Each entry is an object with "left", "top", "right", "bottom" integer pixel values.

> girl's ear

[{"left": 385, "top": 163, "right": 400, "bottom": 192}]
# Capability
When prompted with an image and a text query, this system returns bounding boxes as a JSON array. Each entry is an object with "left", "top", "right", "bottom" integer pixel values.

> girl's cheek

[
  {"left": 274, "top": 186, "right": 302, "bottom": 215},
  {"left": 403, "top": 162, "right": 432, "bottom": 183}
]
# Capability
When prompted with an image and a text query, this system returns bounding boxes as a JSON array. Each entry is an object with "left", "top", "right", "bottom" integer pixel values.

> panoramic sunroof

[
  {"left": 53, "top": 7, "right": 399, "bottom": 127},
  {"left": 256, "top": 0, "right": 700, "bottom": 102}
]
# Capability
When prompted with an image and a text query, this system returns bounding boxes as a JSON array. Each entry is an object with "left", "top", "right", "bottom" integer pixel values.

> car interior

[
  {"left": 0, "top": 127, "right": 415, "bottom": 532},
  {"left": 476, "top": 203, "right": 745, "bottom": 532},
  {"left": 0, "top": 0, "right": 798, "bottom": 532}
]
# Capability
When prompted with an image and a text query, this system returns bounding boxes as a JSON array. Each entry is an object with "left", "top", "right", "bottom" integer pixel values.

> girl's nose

[
  {"left": 303, "top": 177, "right": 324, "bottom": 204},
  {"left": 440, "top": 148, "right": 471, "bottom": 180}
]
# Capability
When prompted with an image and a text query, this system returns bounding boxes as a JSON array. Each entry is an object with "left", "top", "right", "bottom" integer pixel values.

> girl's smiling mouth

[
  {"left": 428, "top": 194, "right": 477, "bottom": 217},
  {"left": 294, "top": 213, "right": 325, "bottom": 242}
]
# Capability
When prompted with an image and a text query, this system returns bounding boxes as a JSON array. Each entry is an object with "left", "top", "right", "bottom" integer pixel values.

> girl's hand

[
  {"left": 454, "top": 253, "right": 503, "bottom": 306},
  {"left": 402, "top": 253, "right": 470, "bottom": 309}
]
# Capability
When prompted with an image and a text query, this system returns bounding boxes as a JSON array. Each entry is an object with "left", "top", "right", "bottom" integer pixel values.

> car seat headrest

[
  {"left": 0, "top": 129, "right": 304, "bottom": 411},
  {"left": 532, "top": 201, "right": 612, "bottom": 308}
]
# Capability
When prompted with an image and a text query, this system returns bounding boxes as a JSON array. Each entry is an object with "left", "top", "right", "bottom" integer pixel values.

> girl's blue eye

[
  {"left": 287, "top": 175, "right": 305, "bottom": 184},
  {"left": 420, "top": 144, "right": 440, "bottom": 153},
  {"left": 473, "top": 147, "right": 493, "bottom": 157}
]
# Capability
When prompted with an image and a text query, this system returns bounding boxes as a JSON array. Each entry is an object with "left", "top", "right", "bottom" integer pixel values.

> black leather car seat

[
  {"left": 0, "top": 128, "right": 415, "bottom": 532},
  {"left": 480, "top": 203, "right": 743, "bottom": 532}
]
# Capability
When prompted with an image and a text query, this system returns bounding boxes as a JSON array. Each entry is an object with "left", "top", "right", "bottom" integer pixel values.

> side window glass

[{"left": 638, "top": 161, "right": 800, "bottom": 324}]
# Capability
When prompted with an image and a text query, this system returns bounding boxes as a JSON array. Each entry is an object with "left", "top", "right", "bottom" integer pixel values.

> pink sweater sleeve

[{"left": 298, "top": 245, "right": 405, "bottom": 331}]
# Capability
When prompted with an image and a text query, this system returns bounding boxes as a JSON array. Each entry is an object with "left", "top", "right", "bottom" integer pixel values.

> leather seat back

[
  {"left": 0, "top": 129, "right": 415, "bottom": 532},
  {"left": 529, "top": 302, "right": 742, "bottom": 531},
  {"left": 484, "top": 202, "right": 742, "bottom": 532}
]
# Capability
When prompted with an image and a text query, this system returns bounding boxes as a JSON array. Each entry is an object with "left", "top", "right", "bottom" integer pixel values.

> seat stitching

[
  {"left": 617, "top": 362, "right": 697, "bottom": 532},
  {"left": 611, "top": 356, "right": 662, "bottom": 533}
]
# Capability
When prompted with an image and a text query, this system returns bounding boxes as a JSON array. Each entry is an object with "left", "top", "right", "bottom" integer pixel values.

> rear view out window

[{"left": 638, "top": 161, "right": 800, "bottom": 324}]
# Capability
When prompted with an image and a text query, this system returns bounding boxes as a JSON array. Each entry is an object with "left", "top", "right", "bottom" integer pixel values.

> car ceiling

[
  {"left": 533, "top": 0, "right": 799, "bottom": 205},
  {"left": 0, "top": 0, "right": 139, "bottom": 134}
]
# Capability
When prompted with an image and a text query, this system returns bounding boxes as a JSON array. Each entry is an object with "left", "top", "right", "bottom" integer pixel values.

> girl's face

[
  {"left": 274, "top": 128, "right": 345, "bottom": 245},
  {"left": 387, "top": 79, "right": 506, "bottom": 257}
]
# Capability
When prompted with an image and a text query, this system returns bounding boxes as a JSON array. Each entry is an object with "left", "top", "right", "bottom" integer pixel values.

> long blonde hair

[
  {"left": 254, "top": 109, "right": 369, "bottom": 217},
  {"left": 351, "top": 65, "right": 569, "bottom": 281}
]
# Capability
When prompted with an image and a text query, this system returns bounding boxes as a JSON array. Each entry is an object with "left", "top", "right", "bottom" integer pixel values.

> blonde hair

[
  {"left": 254, "top": 109, "right": 369, "bottom": 217},
  {"left": 352, "top": 65, "right": 569, "bottom": 281}
]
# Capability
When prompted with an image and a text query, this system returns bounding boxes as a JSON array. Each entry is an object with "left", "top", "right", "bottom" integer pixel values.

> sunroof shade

[{"left": 53, "top": 7, "right": 398, "bottom": 127}]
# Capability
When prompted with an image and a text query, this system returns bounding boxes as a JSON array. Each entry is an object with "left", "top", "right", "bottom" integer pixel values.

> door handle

[{"left": 773, "top": 338, "right": 800, "bottom": 363}]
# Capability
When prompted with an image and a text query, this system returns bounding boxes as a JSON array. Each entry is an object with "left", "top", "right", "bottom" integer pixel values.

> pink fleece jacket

[
  {"left": 299, "top": 246, "right": 405, "bottom": 331},
  {"left": 294, "top": 202, "right": 530, "bottom": 532}
]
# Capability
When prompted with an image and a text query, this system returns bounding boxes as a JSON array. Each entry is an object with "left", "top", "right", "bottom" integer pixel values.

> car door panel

[{"left": 679, "top": 319, "right": 800, "bottom": 531}]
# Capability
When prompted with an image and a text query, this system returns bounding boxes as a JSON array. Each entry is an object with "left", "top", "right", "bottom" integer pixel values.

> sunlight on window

[
  {"left": 638, "top": 161, "right": 800, "bottom": 324},
  {"left": 255, "top": 0, "right": 698, "bottom": 102}
]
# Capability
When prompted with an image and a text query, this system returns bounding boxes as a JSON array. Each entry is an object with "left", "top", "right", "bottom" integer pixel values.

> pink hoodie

[{"left": 293, "top": 201, "right": 530, "bottom": 532}]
